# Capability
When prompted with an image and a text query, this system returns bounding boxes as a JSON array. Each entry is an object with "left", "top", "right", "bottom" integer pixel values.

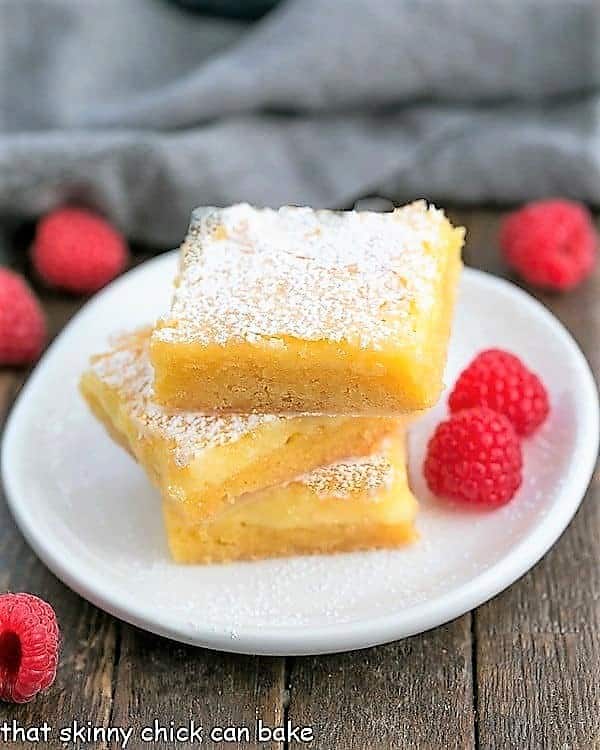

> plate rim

[{"left": 2, "top": 261, "right": 598, "bottom": 655}]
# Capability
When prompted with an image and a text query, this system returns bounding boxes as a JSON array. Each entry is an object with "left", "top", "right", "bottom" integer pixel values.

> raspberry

[
  {"left": 424, "top": 408, "right": 523, "bottom": 508},
  {"left": 0, "top": 269, "right": 46, "bottom": 365},
  {"left": 449, "top": 349, "right": 549, "bottom": 437},
  {"left": 0, "top": 593, "right": 59, "bottom": 703},
  {"left": 31, "top": 207, "right": 128, "bottom": 294},
  {"left": 500, "top": 199, "right": 596, "bottom": 291}
]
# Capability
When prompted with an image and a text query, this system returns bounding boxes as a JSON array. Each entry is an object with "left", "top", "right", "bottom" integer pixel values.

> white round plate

[{"left": 2, "top": 255, "right": 598, "bottom": 655}]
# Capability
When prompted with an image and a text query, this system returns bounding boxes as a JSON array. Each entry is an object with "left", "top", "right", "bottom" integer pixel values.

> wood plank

[
  {"left": 0, "top": 276, "right": 114, "bottom": 747},
  {"left": 287, "top": 617, "right": 475, "bottom": 749},
  {"left": 474, "top": 486, "right": 600, "bottom": 750},
  {"left": 110, "top": 626, "right": 285, "bottom": 750},
  {"left": 452, "top": 209, "right": 600, "bottom": 750},
  {"left": 0, "top": 369, "right": 120, "bottom": 749}
]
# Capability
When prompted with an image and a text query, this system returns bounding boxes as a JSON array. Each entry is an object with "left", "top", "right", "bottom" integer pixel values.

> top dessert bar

[{"left": 151, "top": 201, "right": 464, "bottom": 415}]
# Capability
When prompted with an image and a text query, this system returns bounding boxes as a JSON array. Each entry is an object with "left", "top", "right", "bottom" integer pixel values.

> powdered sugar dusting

[
  {"left": 90, "top": 332, "right": 285, "bottom": 466},
  {"left": 154, "top": 202, "right": 456, "bottom": 349},
  {"left": 302, "top": 453, "right": 394, "bottom": 498}
]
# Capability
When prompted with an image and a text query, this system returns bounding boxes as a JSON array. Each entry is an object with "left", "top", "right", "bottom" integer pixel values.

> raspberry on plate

[
  {"left": 449, "top": 349, "right": 549, "bottom": 437},
  {"left": 500, "top": 199, "right": 597, "bottom": 291},
  {"left": 0, "top": 593, "right": 59, "bottom": 703},
  {"left": 424, "top": 407, "right": 523, "bottom": 508},
  {"left": 31, "top": 207, "right": 129, "bottom": 295},
  {"left": 0, "top": 268, "right": 47, "bottom": 366}
]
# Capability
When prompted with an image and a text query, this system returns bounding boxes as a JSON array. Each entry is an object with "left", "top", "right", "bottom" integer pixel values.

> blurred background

[{"left": 1, "top": 0, "right": 599, "bottom": 252}]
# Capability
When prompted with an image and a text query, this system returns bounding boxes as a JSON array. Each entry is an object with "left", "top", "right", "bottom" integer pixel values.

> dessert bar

[
  {"left": 81, "top": 330, "right": 399, "bottom": 523},
  {"left": 151, "top": 201, "right": 463, "bottom": 415},
  {"left": 163, "top": 433, "right": 417, "bottom": 563}
]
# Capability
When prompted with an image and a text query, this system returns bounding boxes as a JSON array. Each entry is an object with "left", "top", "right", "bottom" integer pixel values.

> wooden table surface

[{"left": 0, "top": 209, "right": 598, "bottom": 749}]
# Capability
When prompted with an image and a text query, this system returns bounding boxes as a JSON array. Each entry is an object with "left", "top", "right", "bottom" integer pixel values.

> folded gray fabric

[{"left": 1, "top": 0, "right": 599, "bottom": 245}]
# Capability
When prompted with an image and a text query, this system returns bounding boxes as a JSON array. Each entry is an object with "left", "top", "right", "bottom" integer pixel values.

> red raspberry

[
  {"left": 424, "top": 408, "right": 523, "bottom": 508},
  {"left": 31, "top": 207, "right": 129, "bottom": 294},
  {"left": 500, "top": 199, "right": 596, "bottom": 291},
  {"left": 0, "top": 593, "right": 59, "bottom": 703},
  {"left": 449, "top": 349, "right": 549, "bottom": 437},
  {"left": 0, "top": 268, "right": 46, "bottom": 365}
]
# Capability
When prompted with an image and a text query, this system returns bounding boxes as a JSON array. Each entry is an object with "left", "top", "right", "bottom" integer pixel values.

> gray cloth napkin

[{"left": 1, "top": 0, "right": 599, "bottom": 246}]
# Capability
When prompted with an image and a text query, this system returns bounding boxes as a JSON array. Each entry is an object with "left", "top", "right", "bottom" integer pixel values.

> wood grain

[
  {"left": 0, "top": 311, "right": 120, "bottom": 749},
  {"left": 452, "top": 209, "right": 600, "bottom": 750},
  {"left": 287, "top": 617, "right": 475, "bottom": 749},
  {"left": 474, "top": 487, "right": 600, "bottom": 750},
  {"left": 110, "top": 627, "right": 285, "bottom": 750}
]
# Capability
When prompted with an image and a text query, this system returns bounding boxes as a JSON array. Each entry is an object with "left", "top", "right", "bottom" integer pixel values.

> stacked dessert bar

[{"left": 80, "top": 202, "right": 464, "bottom": 563}]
